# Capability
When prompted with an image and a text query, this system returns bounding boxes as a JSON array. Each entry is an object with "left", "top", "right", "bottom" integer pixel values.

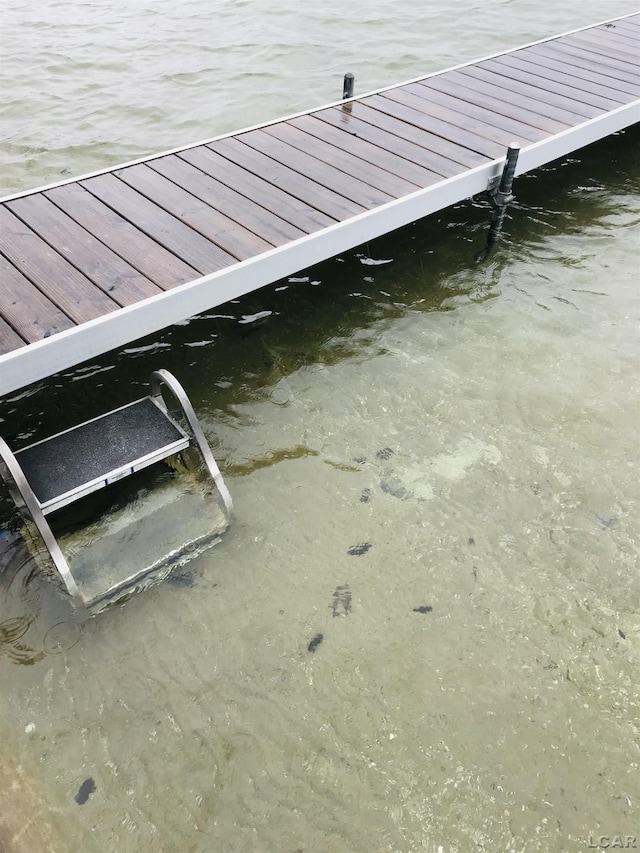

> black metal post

[
  {"left": 487, "top": 142, "right": 520, "bottom": 249},
  {"left": 342, "top": 72, "right": 355, "bottom": 100}
]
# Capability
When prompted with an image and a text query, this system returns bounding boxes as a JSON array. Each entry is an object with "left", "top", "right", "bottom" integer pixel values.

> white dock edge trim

[
  {"left": 0, "top": 98, "right": 638, "bottom": 398},
  {"left": 0, "top": 12, "right": 637, "bottom": 204}
]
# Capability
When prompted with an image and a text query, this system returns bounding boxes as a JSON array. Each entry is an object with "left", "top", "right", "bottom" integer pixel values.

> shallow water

[{"left": 1, "top": 1, "right": 639, "bottom": 851}]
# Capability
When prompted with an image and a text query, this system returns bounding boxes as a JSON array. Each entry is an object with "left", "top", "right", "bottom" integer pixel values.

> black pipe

[
  {"left": 342, "top": 72, "right": 355, "bottom": 100},
  {"left": 487, "top": 143, "right": 520, "bottom": 249}
]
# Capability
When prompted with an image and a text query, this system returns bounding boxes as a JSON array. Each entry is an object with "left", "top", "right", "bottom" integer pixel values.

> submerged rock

[
  {"left": 307, "top": 633, "right": 324, "bottom": 653},
  {"left": 75, "top": 778, "right": 96, "bottom": 805},
  {"left": 347, "top": 543, "right": 371, "bottom": 556}
]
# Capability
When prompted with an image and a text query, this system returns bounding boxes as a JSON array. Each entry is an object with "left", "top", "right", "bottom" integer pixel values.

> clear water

[{"left": 0, "top": 2, "right": 638, "bottom": 851}]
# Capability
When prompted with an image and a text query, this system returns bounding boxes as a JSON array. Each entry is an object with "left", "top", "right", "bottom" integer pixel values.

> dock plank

[
  {"left": 352, "top": 101, "right": 493, "bottom": 167},
  {"left": 150, "top": 154, "right": 306, "bottom": 245},
  {"left": 180, "top": 146, "right": 335, "bottom": 235},
  {"left": 0, "top": 255, "right": 75, "bottom": 343},
  {"left": 537, "top": 41, "right": 640, "bottom": 87},
  {"left": 490, "top": 52, "right": 633, "bottom": 105},
  {"left": 420, "top": 73, "right": 569, "bottom": 134},
  {"left": 263, "top": 122, "right": 421, "bottom": 198},
  {"left": 363, "top": 93, "right": 514, "bottom": 158},
  {"left": 380, "top": 85, "right": 546, "bottom": 144},
  {"left": 7, "top": 194, "right": 162, "bottom": 307},
  {"left": 611, "top": 19, "right": 640, "bottom": 36},
  {"left": 0, "top": 316, "right": 26, "bottom": 355},
  {"left": 525, "top": 44, "right": 640, "bottom": 96},
  {"left": 312, "top": 110, "right": 451, "bottom": 184},
  {"left": 568, "top": 30, "right": 640, "bottom": 64},
  {"left": 208, "top": 136, "right": 365, "bottom": 221},
  {"left": 187, "top": 145, "right": 335, "bottom": 232},
  {"left": 232, "top": 128, "right": 394, "bottom": 209},
  {"left": 593, "top": 26, "right": 640, "bottom": 48},
  {"left": 0, "top": 206, "right": 119, "bottom": 324},
  {"left": 115, "top": 163, "right": 274, "bottom": 259},
  {"left": 458, "top": 66, "right": 602, "bottom": 122},
  {"left": 80, "top": 173, "right": 238, "bottom": 275},
  {"left": 45, "top": 183, "right": 201, "bottom": 289},
  {"left": 289, "top": 114, "right": 435, "bottom": 187},
  {"left": 481, "top": 57, "right": 626, "bottom": 111},
  {"left": 318, "top": 104, "right": 480, "bottom": 173}
]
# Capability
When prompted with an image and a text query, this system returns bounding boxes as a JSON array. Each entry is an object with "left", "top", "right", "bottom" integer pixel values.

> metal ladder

[{"left": 0, "top": 370, "right": 232, "bottom": 610}]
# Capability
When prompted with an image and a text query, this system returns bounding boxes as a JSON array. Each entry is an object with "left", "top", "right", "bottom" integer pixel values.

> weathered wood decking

[{"left": 1, "top": 14, "right": 638, "bottom": 397}]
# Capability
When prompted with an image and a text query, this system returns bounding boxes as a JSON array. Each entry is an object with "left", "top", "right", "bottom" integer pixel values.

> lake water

[{"left": 0, "top": 1, "right": 638, "bottom": 851}]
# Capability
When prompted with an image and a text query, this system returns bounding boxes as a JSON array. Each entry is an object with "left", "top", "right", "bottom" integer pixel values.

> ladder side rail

[
  {"left": 150, "top": 370, "right": 233, "bottom": 516},
  {"left": 0, "top": 436, "right": 83, "bottom": 604}
]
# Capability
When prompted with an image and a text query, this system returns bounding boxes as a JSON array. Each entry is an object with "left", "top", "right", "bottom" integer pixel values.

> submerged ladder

[{"left": 0, "top": 370, "right": 232, "bottom": 610}]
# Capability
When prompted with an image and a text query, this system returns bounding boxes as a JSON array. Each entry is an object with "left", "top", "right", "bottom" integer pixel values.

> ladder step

[
  {"left": 15, "top": 397, "right": 189, "bottom": 514},
  {"left": 62, "top": 473, "right": 229, "bottom": 612},
  {"left": 1, "top": 369, "right": 232, "bottom": 610}
]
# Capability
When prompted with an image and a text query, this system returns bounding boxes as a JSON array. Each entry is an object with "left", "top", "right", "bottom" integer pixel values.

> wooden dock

[{"left": 1, "top": 13, "right": 638, "bottom": 398}]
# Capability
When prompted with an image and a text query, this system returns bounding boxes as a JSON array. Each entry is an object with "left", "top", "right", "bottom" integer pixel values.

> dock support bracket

[{"left": 486, "top": 142, "right": 520, "bottom": 249}]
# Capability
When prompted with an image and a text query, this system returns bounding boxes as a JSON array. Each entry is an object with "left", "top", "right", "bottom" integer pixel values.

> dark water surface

[{"left": 0, "top": 1, "right": 638, "bottom": 851}]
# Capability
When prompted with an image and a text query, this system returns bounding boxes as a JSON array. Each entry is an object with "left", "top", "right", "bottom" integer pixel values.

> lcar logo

[{"left": 587, "top": 837, "right": 637, "bottom": 850}]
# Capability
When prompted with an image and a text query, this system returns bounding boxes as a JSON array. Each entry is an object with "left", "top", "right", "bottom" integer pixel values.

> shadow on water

[{"left": 0, "top": 124, "right": 638, "bottom": 665}]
